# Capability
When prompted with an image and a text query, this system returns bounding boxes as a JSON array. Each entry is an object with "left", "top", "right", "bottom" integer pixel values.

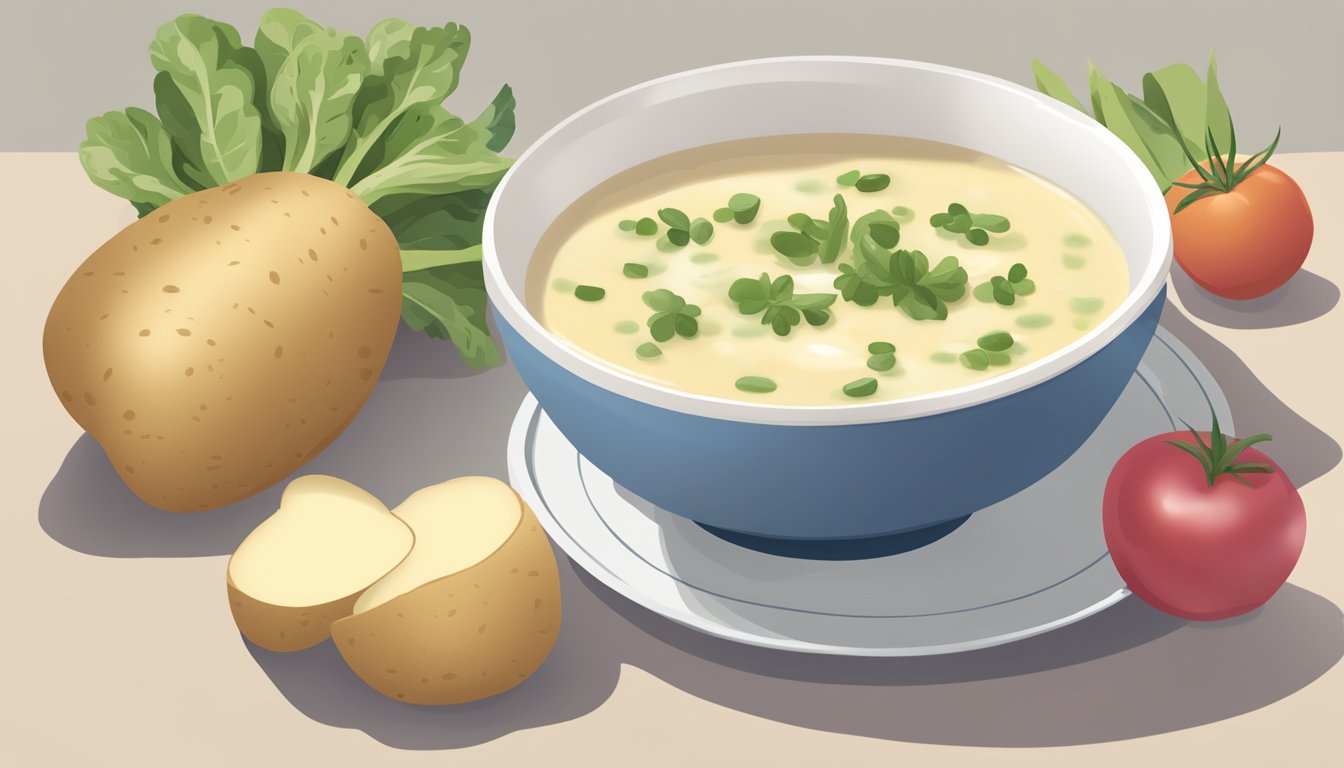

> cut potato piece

[
  {"left": 227, "top": 475, "right": 413, "bottom": 652},
  {"left": 331, "top": 477, "right": 562, "bottom": 705}
]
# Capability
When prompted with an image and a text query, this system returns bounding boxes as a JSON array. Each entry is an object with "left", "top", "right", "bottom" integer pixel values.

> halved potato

[
  {"left": 330, "top": 476, "right": 562, "bottom": 705},
  {"left": 227, "top": 475, "right": 413, "bottom": 652}
]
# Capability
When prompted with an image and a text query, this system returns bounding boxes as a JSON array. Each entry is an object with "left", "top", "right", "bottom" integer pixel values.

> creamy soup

[{"left": 529, "top": 135, "right": 1129, "bottom": 405}]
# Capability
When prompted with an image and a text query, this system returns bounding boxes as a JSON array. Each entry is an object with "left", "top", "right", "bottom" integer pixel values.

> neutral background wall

[{"left": 3, "top": 0, "right": 1340, "bottom": 153}]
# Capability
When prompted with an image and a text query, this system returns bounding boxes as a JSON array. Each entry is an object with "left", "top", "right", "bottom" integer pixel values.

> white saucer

[{"left": 507, "top": 328, "right": 1229, "bottom": 656}]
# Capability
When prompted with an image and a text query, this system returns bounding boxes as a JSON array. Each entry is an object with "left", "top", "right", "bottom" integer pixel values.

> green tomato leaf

[
  {"left": 79, "top": 108, "right": 195, "bottom": 209},
  {"left": 400, "top": 262, "right": 501, "bottom": 368}
]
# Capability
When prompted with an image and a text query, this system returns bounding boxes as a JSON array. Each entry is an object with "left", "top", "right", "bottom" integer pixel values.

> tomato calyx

[
  {"left": 1170, "top": 120, "right": 1282, "bottom": 214},
  {"left": 1165, "top": 410, "right": 1275, "bottom": 487}
]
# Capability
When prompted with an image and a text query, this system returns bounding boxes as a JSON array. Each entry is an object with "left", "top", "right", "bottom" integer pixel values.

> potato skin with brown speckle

[
  {"left": 330, "top": 503, "right": 562, "bottom": 705},
  {"left": 42, "top": 172, "right": 401, "bottom": 511}
]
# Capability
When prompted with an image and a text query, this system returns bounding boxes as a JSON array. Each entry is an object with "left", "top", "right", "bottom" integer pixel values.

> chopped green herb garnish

[
  {"left": 574, "top": 285, "right": 606, "bottom": 302},
  {"left": 930, "top": 351, "right": 958, "bottom": 364},
  {"left": 794, "top": 179, "right": 825, "bottom": 193},
  {"left": 836, "top": 170, "right": 861, "bottom": 187},
  {"left": 551, "top": 277, "right": 576, "bottom": 292},
  {"left": 931, "top": 202, "right": 1011, "bottom": 246},
  {"left": 850, "top": 208, "right": 899, "bottom": 248},
  {"left": 1063, "top": 233, "right": 1091, "bottom": 248},
  {"left": 643, "top": 288, "right": 701, "bottom": 341},
  {"left": 891, "top": 205, "right": 915, "bottom": 223},
  {"left": 623, "top": 263, "right": 649, "bottom": 278},
  {"left": 636, "top": 342, "right": 662, "bottom": 359},
  {"left": 771, "top": 194, "right": 849, "bottom": 265},
  {"left": 1073, "top": 317, "right": 1091, "bottom": 330},
  {"left": 728, "top": 193, "right": 761, "bottom": 224},
  {"left": 854, "top": 174, "right": 891, "bottom": 193},
  {"left": 960, "top": 349, "right": 989, "bottom": 370},
  {"left": 713, "top": 207, "right": 735, "bottom": 223},
  {"left": 843, "top": 377, "right": 878, "bottom": 398},
  {"left": 1016, "top": 313, "right": 1054, "bottom": 329},
  {"left": 614, "top": 320, "right": 640, "bottom": 334},
  {"left": 667, "top": 228, "right": 690, "bottom": 247},
  {"left": 834, "top": 237, "right": 968, "bottom": 320},
  {"left": 658, "top": 207, "right": 690, "bottom": 231},
  {"left": 977, "top": 331, "right": 1014, "bottom": 352},
  {"left": 690, "top": 217, "right": 714, "bottom": 245},
  {"left": 690, "top": 252, "right": 718, "bottom": 264},
  {"left": 735, "top": 376, "right": 777, "bottom": 394},
  {"left": 1070, "top": 297, "right": 1105, "bottom": 315},
  {"left": 1062, "top": 253, "right": 1086, "bottom": 269},
  {"left": 634, "top": 217, "right": 658, "bottom": 236},
  {"left": 728, "top": 273, "right": 836, "bottom": 336},
  {"left": 973, "top": 262, "right": 1034, "bottom": 306},
  {"left": 618, "top": 219, "right": 637, "bottom": 232},
  {"left": 867, "top": 341, "right": 895, "bottom": 355},
  {"left": 867, "top": 352, "right": 897, "bottom": 372}
]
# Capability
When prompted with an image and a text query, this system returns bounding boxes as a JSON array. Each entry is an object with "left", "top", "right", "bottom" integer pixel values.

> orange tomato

[{"left": 1164, "top": 163, "right": 1313, "bottom": 300}]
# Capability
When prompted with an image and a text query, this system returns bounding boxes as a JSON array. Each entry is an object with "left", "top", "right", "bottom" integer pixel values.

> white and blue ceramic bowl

[{"left": 483, "top": 57, "right": 1171, "bottom": 546}]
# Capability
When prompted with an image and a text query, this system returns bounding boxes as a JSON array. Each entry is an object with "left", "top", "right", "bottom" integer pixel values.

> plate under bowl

[{"left": 508, "top": 328, "right": 1227, "bottom": 656}]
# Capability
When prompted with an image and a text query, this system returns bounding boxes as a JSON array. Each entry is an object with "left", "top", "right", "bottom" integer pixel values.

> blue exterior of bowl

[{"left": 497, "top": 289, "right": 1165, "bottom": 541}]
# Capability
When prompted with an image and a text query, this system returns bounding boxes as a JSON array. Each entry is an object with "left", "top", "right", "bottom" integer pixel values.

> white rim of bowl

[{"left": 483, "top": 56, "right": 1172, "bottom": 426}]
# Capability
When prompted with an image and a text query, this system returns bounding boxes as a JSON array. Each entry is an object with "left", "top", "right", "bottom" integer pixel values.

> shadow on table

[
  {"left": 1160, "top": 304, "right": 1341, "bottom": 487},
  {"left": 247, "top": 550, "right": 622, "bottom": 750},
  {"left": 37, "top": 324, "right": 525, "bottom": 557},
  {"left": 1170, "top": 266, "right": 1338, "bottom": 329}
]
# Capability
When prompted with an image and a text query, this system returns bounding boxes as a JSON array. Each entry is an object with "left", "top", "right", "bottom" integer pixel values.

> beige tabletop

[{"left": 3, "top": 152, "right": 1340, "bottom": 766}]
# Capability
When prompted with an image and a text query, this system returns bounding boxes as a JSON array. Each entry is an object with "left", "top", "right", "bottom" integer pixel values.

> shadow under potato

[
  {"left": 37, "top": 323, "right": 527, "bottom": 558},
  {"left": 1171, "top": 266, "right": 1339, "bottom": 329}
]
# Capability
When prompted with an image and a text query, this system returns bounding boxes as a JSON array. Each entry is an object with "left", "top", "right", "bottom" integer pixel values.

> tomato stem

[
  {"left": 1171, "top": 117, "right": 1282, "bottom": 214},
  {"left": 1166, "top": 410, "right": 1274, "bottom": 487}
]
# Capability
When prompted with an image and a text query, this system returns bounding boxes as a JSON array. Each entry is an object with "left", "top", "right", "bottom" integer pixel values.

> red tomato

[
  {"left": 1102, "top": 428, "right": 1305, "bottom": 620},
  {"left": 1164, "top": 163, "right": 1313, "bottom": 300}
]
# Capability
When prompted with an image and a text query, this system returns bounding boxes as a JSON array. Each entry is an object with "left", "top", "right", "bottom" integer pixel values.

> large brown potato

[{"left": 43, "top": 172, "right": 401, "bottom": 511}]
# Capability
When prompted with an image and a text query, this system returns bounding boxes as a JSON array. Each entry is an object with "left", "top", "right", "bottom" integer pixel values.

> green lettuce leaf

[
  {"left": 1031, "top": 59, "right": 1086, "bottom": 113},
  {"left": 79, "top": 108, "right": 194, "bottom": 210},
  {"left": 149, "top": 15, "right": 263, "bottom": 185},
  {"left": 333, "top": 22, "right": 472, "bottom": 187},
  {"left": 468, "top": 84, "right": 516, "bottom": 153},
  {"left": 365, "top": 18, "right": 416, "bottom": 75},
  {"left": 347, "top": 104, "right": 512, "bottom": 205},
  {"left": 400, "top": 263, "right": 501, "bottom": 368},
  {"left": 370, "top": 187, "right": 493, "bottom": 250},
  {"left": 255, "top": 9, "right": 368, "bottom": 173}
]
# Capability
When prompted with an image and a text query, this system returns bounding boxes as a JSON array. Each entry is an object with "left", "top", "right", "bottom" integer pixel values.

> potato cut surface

[
  {"left": 229, "top": 475, "right": 412, "bottom": 607},
  {"left": 354, "top": 477, "right": 523, "bottom": 613}
]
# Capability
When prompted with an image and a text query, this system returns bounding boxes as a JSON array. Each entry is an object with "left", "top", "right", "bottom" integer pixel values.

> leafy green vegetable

[
  {"left": 834, "top": 235, "right": 968, "bottom": 320},
  {"left": 770, "top": 195, "right": 848, "bottom": 265},
  {"left": 81, "top": 10, "right": 519, "bottom": 367},
  {"left": 690, "top": 217, "right": 714, "bottom": 245},
  {"left": 400, "top": 263, "right": 500, "bottom": 368},
  {"left": 149, "top": 15, "right": 265, "bottom": 186},
  {"left": 634, "top": 217, "right": 658, "bottom": 236},
  {"left": 644, "top": 289, "right": 701, "bottom": 342},
  {"left": 1032, "top": 53, "right": 1242, "bottom": 193},
  {"left": 728, "top": 273, "right": 836, "bottom": 336},
  {"left": 255, "top": 9, "right": 367, "bottom": 174},
  {"left": 79, "top": 108, "right": 196, "bottom": 208}
]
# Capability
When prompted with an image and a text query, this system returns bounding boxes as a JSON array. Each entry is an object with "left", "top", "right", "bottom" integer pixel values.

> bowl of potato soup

[{"left": 483, "top": 57, "right": 1170, "bottom": 546}]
